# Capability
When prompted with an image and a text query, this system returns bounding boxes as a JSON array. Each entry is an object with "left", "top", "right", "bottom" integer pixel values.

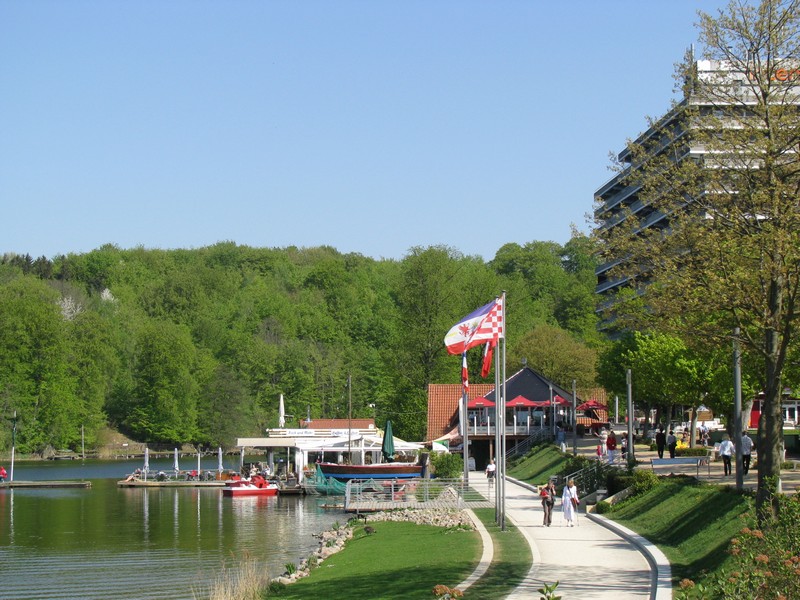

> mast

[{"left": 347, "top": 373, "right": 352, "bottom": 463}]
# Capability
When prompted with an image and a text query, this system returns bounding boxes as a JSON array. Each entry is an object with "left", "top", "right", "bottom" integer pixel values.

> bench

[{"left": 651, "top": 457, "right": 711, "bottom": 478}]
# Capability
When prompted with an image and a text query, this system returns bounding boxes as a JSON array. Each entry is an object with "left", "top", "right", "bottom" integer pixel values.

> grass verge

[
  {"left": 463, "top": 508, "right": 532, "bottom": 599},
  {"left": 603, "top": 476, "right": 751, "bottom": 586},
  {"left": 269, "top": 520, "right": 480, "bottom": 599},
  {"left": 507, "top": 445, "right": 567, "bottom": 486}
]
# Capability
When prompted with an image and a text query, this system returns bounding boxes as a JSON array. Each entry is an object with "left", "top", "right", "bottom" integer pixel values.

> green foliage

[
  {"left": 0, "top": 237, "right": 600, "bottom": 449},
  {"left": 675, "top": 492, "right": 800, "bottom": 599},
  {"left": 430, "top": 452, "right": 464, "bottom": 479},
  {"left": 594, "top": 501, "right": 612, "bottom": 514},
  {"left": 537, "top": 581, "right": 562, "bottom": 600},
  {"left": 630, "top": 469, "right": 659, "bottom": 496}
]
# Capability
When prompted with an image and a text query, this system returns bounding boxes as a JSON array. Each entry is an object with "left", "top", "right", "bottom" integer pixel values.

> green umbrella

[{"left": 381, "top": 420, "right": 395, "bottom": 463}]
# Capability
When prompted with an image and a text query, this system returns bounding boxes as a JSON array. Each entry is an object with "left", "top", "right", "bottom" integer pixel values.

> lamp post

[{"left": 10, "top": 411, "right": 18, "bottom": 482}]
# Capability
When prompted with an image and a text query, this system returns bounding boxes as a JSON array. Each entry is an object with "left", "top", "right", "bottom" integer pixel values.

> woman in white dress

[{"left": 562, "top": 479, "right": 579, "bottom": 526}]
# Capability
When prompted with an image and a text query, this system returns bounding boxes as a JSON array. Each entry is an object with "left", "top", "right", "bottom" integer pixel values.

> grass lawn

[
  {"left": 267, "top": 507, "right": 532, "bottom": 600},
  {"left": 507, "top": 445, "right": 567, "bottom": 486},
  {"left": 270, "top": 520, "right": 480, "bottom": 599},
  {"left": 605, "top": 477, "right": 751, "bottom": 585},
  {"left": 464, "top": 508, "right": 532, "bottom": 600}
]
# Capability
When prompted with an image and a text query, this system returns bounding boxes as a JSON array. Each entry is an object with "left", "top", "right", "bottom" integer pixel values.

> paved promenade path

[{"left": 470, "top": 475, "right": 654, "bottom": 599}]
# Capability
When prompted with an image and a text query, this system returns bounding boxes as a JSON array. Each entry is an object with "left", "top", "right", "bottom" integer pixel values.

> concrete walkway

[{"left": 469, "top": 475, "right": 657, "bottom": 599}]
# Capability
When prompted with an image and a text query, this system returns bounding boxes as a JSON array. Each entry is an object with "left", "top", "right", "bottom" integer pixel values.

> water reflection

[{"left": 0, "top": 461, "right": 342, "bottom": 600}]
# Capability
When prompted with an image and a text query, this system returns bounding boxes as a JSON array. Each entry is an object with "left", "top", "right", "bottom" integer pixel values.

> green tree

[
  {"left": 508, "top": 323, "right": 597, "bottom": 390},
  {"left": 596, "top": 0, "right": 800, "bottom": 517}
]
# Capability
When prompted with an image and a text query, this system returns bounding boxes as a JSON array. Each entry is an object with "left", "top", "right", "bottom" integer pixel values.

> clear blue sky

[{"left": 0, "top": 0, "right": 730, "bottom": 262}]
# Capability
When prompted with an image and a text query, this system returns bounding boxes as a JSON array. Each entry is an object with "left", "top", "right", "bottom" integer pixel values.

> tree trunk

[{"left": 756, "top": 339, "right": 785, "bottom": 521}]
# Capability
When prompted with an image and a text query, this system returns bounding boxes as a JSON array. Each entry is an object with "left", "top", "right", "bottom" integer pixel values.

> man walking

[
  {"left": 719, "top": 434, "right": 735, "bottom": 476},
  {"left": 740, "top": 432, "right": 754, "bottom": 475},
  {"left": 655, "top": 427, "right": 666, "bottom": 459}
]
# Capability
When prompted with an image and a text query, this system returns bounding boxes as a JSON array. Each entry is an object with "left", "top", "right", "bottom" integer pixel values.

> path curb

[
  {"left": 585, "top": 512, "right": 672, "bottom": 600},
  {"left": 457, "top": 509, "right": 494, "bottom": 591}
]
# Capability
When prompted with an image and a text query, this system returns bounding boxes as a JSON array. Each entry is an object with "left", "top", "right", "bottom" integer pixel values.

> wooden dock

[{"left": 1, "top": 481, "right": 92, "bottom": 489}]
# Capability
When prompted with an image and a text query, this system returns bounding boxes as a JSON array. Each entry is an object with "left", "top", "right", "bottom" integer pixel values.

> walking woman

[
  {"left": 540, "top": 480, "right": 557, "bottom": 527},
  {"left": 562, "top": 479, "right": 579, "bottom": 527}
]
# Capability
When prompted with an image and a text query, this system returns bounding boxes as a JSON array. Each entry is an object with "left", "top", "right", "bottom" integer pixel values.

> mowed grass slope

[
  {"left": 507, "top": 445, "right": 567, "bottom": 486},
  {"left": 605, "top": 477, "right": 751, "bottom": 584}
]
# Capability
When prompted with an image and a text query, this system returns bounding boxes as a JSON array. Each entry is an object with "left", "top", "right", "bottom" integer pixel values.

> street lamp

[{"left": 9, "top": 410, "right": 18, "bottom": 482}]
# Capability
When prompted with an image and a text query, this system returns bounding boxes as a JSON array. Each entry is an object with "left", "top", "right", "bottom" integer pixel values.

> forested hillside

[{"left": 0, "top": 237, "right": 601, "bottom": 452}]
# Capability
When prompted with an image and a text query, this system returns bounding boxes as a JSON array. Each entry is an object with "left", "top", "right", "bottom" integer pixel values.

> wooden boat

[
  {"left": 317, "top": 462, "right": 423, "bottom": 481},
  {"left": 222, "top": 475, "right": 279, "bottom": 497}
]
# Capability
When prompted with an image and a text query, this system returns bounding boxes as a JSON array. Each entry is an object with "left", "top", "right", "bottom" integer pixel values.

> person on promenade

[
  {"left": 719, "top": 434, "right": 735, "bottom": 476},
  {"left": 562, "top": 479, "right": 579, "bottom": 527},
  {"left": 606, "top": 431, "right": 618, "bottom": 463},
  {"left": 667, "top": 430, "right": 677, "bottom": 459},
  {"left": 655, "top": 427, "right": 666, "bottom": 459},
  {"left": 540, "top": 480, "right": 557, "bottom": 527},
  {"left": 0, "top": 465, "right": 6, "bottom": 482},
  {"left": 485, "top": 458, "right": 496, "bottom": 487},
  {"left": 597, "top": 428, "right": 609, "bottom": 457},
  {"left": 740, "top": 432, "right": 755, "bottom": 475},
  {"left": 621, "top": 436, "right": 628, "bottom": 460}
]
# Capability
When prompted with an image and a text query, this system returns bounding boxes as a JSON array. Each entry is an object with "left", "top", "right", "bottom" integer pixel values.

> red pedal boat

[{"left": 222, "top": 475, "right": 279, "bottom": 497}]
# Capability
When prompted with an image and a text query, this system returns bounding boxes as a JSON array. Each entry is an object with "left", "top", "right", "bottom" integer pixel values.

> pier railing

[{"left": 344, "top": 477, "right": 492, "bottom": 512}]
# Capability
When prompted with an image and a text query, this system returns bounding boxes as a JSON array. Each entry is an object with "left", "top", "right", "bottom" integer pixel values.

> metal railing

[
  {"left": 344, "top": 477, "right": 492, "bottom": 511},
  {"left": 505, "top": 429, "right": 553, "bottom": 460},
  {"left": 563, "top": 457, "right": 626, "bottom": 496}
]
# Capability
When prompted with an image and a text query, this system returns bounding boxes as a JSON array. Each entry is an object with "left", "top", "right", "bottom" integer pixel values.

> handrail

[
  {"left": 563, "top": 457, "right": 625, "bottom": 496},
  {"left": 505, "top": 429, "right": 553, "bottom": 460}
]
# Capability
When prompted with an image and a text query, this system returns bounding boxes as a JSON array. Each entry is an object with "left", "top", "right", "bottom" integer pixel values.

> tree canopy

[{"left": 0, "top": 233, "right": 600, "bottom": 451}]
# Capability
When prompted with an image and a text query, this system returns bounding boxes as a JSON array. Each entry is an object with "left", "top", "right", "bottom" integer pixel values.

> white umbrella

[
  {"left": 173, "top": 448, "right": 180, "bottom": 474},
  {"left": 217, "top": 447, "right": 223, "bottom": 473},
  {"left": 143, "top": 447, "right": 150, "bottom": 472},
  {"left": 197, "top": 450, "right": 201, "bottom": 474},
  {"left": 278, "top": 393, "right": 286, "bottom": 428}
]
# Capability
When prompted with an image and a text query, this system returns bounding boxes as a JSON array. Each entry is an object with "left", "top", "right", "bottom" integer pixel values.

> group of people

[
  {"left": 539, "top": 478, "right": 579, "bottom": 526},
  {"left": 595, "top": 428, "right": 626, "bottom": 462},
  {"left": 654, "top": 426, "right": 755, "bottom": 476}
]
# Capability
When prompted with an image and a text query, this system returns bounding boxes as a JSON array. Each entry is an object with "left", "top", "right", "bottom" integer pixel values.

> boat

[
  {"left": 317, "top": 462, "right": 423, "bottom": 481},
  {"left": 222, "top": 475, "right": 279, "bottom": 497}
]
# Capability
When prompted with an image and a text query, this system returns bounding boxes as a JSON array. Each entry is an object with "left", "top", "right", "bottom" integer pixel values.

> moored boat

[
  {"left": 317, "top": 462, "right": 423, "bottom": 481},
  {"left": 222, "top": 475, "right": 279, "bottom": 497}
]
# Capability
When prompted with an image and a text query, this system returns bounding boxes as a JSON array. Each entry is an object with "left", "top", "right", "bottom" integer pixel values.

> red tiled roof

[
  {"left": 426, "top": 384, "right": 493, "bottom": 441},
  {"left": 299, "top": 418, "right": 375, "bottom": 429}
]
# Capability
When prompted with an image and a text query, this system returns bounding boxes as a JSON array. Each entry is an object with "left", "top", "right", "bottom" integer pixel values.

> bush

[
  {"left": 430, "top": 452, "right": 464, "bottom": 478},
  {"left": 676, "top": 447, "right": 709, "bottom": 457},
  {"left": 595, "top": 500, "right": 612, "bottom": 514},
  {"left": 631, "top": 469, "right": 659, "bottom": 495},
  {"left": 606, "top": 472, "right": 634, "bottom": 495}
]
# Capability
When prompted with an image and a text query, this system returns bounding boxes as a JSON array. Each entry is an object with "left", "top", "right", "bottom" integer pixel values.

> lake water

[{"left": 0, "top": 457, "right": 342, "bottom": 600}]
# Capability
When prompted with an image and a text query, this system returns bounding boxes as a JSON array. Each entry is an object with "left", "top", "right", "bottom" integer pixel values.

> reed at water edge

[{"left": 193, "top": 557, "right": 272, "bottom": 600}]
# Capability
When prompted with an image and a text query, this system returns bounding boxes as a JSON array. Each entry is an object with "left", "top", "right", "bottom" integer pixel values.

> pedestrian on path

[
  {"left": 562, "top": 479, "right": 579, "bottom": 527},
  {"left": 719, "top": 434, "right": 735, "bottom": 476},
  {"left": 606, "top": 431, "right": 618, "bottom": 463},
  {"left": 655, "top": 427, "right": 666, "bottom": 459},
  {"left": 667, "top": 430, "right": 677, "bottom": 459},
  {"left": 740, "top": 433, "right": 754, "bottom": 475},
  {"left": 540, "top": 480, "right": 556, "bottom": 527},
  {"left": 485, "top": 458, "right": 496, "bottom": 488}
]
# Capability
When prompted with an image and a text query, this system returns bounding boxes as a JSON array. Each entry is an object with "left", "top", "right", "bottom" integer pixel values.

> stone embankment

[{"left": 272, "top": 508, "right": 473, "bottom": 586}]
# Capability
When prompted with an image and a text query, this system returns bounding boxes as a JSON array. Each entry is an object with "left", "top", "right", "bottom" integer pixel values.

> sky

[{"left": 0, "top": 0, "right": 732, "bottom": 262}]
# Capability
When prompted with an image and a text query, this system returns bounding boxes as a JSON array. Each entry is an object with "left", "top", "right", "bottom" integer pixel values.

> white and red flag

[
  {"left": 444, "top": 297, "right": 504, "bottom": 355},
  {"left": 480, "top": 340, "right": 495, "bottom": 378},
  {"left": 461, "top": 352, "right": 469, "bottom": 393}
]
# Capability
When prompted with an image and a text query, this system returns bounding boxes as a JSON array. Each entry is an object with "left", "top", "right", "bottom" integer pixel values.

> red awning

[
  {"left": 507, "top": 395, "right": 538, "bottom": 407},
  {"left": 467, "top": 397, "right": 495, "bottom": 409},
  {"left": 554, "top": 395, "right": 571, "bottom": 406},
  {"left": 577, "top": 400, "right": 607, "bottom": 411}
]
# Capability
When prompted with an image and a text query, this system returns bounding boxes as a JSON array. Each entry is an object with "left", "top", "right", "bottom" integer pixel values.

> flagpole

[
  {"left": 499, "top": 291, "right": 507, "bottom": 531},
  {"left": 462, "top": 353, "right": 469, "bottom": 485},
  {"left": 494, "top": 332, "right": 501, "bottom": 522}
]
